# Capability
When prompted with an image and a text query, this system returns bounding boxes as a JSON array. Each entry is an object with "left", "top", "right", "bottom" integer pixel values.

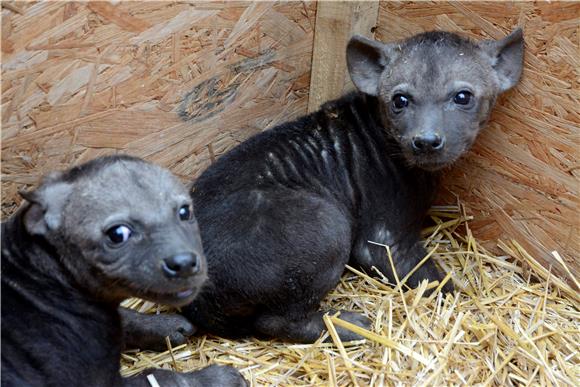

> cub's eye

[
  {"left": 178, "top": 205, "right": 192, "bottom": 221},
  {"left": 454, "top": 90, "right": 472, "bottom": 105},
  {"left": 392, "top": 94, "right": 409, "bottom": 110},
  {"left": 106, "top": 225, "right": 132, "bottom": 245}
]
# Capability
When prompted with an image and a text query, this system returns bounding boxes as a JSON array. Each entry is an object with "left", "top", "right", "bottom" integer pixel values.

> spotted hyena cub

[
  {"left": 179, "top": 29, "right": 524, "bottom": 343},
  {"left": 1, "top": 155, "right": 246, "bottom": 387}
]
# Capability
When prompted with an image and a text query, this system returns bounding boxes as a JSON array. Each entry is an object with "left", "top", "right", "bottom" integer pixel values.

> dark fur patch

[{"left": 181, "top": 92, "right": 445, "bottom": 342}]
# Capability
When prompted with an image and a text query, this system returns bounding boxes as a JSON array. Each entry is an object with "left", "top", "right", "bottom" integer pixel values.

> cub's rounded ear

[
  {"left": 18, "top": 189, "right": 38, "bottom": 204},
  {"left": 481, "top": 28, "right": 525, "bottom": 93},
  {"left": 347, "top": 35, "right": 393, "bottom": 96},
  {"left": 20, "top": 181, "right": 73, "bottom": 236}
]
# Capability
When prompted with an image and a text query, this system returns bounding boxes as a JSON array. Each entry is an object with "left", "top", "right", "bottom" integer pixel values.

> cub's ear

[
  {"left": 20, "top": 179, "right": 73, "bottom": 236},
  {"left": 347, "top": 35, "right": 394, "bottom": 96},
  {"left": 480, "top": 28, "right": 525, "bottom": 93}
]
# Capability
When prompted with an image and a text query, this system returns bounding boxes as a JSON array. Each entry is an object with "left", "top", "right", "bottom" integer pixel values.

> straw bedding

[{"left": 120, "top": 205, "right": 579, "bottom": 386}]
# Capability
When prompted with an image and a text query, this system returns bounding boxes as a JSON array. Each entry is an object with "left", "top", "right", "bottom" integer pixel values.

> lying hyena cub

[
  {"left": 182, "top": 29, "right": 524, "bottom": 343},
  {"left": 1, "top": 156, "right": 246, "bottom": 387}
]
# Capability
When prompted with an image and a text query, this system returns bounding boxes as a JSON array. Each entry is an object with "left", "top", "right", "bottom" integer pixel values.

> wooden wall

[
  {"left": 1, "top": 1, "right": 578, "bottom": 285},
  {"left": 1, "top": 1, "right": 316, "bottom": 213},
  {"left": 375, "top": 1, "right": 579, "bottom": 285}
]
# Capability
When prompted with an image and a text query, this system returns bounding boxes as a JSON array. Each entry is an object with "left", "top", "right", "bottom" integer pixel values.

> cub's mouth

[
  {"left": 414, "top": 160, "right": 453, "bottom": 171},
  {"left": 407, "top": 150, "right": 462, "bottom": 172},
  {"left": 134, "top": 286, "right": 201, "bottom": 307},
  {"left": 126, "top": 271, "right": 207, "bottom": 306}
]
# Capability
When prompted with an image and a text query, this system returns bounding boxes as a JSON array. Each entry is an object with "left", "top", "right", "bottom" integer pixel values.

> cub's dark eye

[
  {"left": 179, "top": 205, "right": 192, "bottom": 221},
  {"left": 454, "top": 90, "right": 472, "bottom": 105},
  {"left": 106, "top": 225, "right": 132, "bottom": 245},
  {"left": 392, "top": 94, "right": 409, "bottom": 110}
]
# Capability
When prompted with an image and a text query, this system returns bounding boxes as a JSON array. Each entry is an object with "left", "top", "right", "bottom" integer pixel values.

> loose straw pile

[{"left": 121, "top": 204, "right": 579, "bottom": 386}]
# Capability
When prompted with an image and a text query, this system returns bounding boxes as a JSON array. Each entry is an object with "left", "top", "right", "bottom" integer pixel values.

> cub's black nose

[
  {"left": 162, "top": 253, "right": 200, "bottom": 278},
  {"left": 412, "top": 133, "right": 445, "bottom": 153}
]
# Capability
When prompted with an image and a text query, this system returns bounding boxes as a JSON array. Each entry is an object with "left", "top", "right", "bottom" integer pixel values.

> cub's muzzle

[{"left": 162, "top": 253, "right": 201, "bottom": 279}]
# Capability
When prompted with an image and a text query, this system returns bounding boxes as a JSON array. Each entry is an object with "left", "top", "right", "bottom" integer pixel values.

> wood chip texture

[{"left": 1, "top": 1, "right": 315, "bottom": 214}]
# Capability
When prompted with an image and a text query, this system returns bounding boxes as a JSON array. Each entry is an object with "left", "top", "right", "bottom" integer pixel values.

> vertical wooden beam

[{"left": 308, "top": 1, "right": 379, "bottom": 112}]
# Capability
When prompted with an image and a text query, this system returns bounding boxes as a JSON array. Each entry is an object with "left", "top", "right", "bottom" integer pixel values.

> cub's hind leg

[{"left": 254, "top": 309, "right": 370, "bottom": 343}]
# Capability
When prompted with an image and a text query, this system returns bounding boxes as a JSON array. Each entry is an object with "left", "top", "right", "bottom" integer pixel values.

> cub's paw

[
  {"left": 122, "top": 311, "right": 195, "bottom": 351},
  {"left": 150, "top": 314, "right": 196, "bottom": 349},
  {"left": 440, "top": 278, "right": 455, "bottom": 295}
]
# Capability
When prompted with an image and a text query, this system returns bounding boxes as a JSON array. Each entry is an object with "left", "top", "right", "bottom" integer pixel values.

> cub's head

[
  {"left": 21, "top": 155, "right": 206, "bottom": 306},
  {"left": 347, "top": 29, "right": 524, "bottom": 170}
]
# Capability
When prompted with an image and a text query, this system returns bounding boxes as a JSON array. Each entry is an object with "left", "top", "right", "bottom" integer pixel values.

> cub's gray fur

[
  {"left": 348, "top": 29, "right": 524, "bottom": 170},
  {"left": 1, "top": 155, "right": 246, "bottom": 386}
]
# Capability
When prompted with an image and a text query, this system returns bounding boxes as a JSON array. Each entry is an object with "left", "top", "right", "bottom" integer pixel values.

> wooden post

[{"left": 308, "top": 1, "right": 379, "bottom": 113}]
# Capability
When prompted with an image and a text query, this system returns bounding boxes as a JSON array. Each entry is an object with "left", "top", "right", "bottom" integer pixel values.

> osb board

[
  {"left": 376, "top": 2, "right": 579, "bottom": 286},
  {"left": 308, "top": 1, "right": 379, "bottom": 112},
  {"left": 1, "top": 1, "right": 316, "bottom": 214}
]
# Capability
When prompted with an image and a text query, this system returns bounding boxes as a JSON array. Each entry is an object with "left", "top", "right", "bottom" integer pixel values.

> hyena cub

[
  {"left": 181, "top": 29, "right": 524, "bottom": 343},
  {"left": 1, "top": 155, "right": 246, "bottom": 387}
]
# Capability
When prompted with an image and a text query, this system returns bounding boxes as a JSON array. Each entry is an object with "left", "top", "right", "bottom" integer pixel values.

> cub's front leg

[
  {"left": 120, "top": 308, "right": 195, "bottom": 351},
  {"left": 350, "top": 223, "right": 452, "bottom": 293}
]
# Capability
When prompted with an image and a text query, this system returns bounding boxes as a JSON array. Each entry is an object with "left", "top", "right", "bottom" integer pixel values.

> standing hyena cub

[{"left": 181, "top": 29, "right": 524, "bottom": 343}]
